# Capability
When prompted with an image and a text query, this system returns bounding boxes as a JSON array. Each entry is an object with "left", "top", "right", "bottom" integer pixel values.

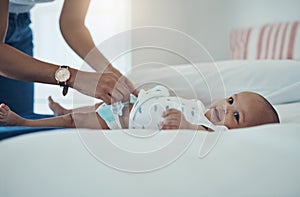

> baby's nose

[
  {"left": 222, "top": 104, "right": 228, "bottom": 114},
  {"left": 217, "top": 104, "right": 228, "bottom": 114}
]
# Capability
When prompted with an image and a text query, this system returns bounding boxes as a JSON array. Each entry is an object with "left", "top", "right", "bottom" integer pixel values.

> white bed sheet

[
  {"left": 1, "top": 123, "right": 300, "bottom": 197},
  {"left": 274, "top": 102, "right": 300, "bottom": 123},
  {"left": 1, "top": 60, "right": 300, "bottom": 196}
]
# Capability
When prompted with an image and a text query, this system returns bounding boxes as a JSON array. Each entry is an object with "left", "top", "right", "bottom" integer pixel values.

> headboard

[{"left": 230, "top": 21, "right": 300, "bottom": 60}]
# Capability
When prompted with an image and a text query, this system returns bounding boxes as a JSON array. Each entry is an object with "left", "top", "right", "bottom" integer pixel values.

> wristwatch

[{"left": 55, "top": 65, "right": 71, "bottom": 96}]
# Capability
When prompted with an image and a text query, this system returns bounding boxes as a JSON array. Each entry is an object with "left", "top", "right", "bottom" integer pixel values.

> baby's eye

[
  {"left": 228, "top": 97, "right": 234, "bottom": 104},
  {"left": 233, "top": 112, "right": 240, "bottom": 122}
]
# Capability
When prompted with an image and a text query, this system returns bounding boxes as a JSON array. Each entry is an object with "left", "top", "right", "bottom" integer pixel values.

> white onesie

[{"left": 96, "top": 86, "right": 228, "bottom": 131}]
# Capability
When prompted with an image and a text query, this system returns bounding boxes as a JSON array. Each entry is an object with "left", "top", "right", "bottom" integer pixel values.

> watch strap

[
  {"left": 62, "top": 86, "right": 68, "bottom": 96},
  {"left": 58, "top": 65, "right": 69, "bottom": 96}
]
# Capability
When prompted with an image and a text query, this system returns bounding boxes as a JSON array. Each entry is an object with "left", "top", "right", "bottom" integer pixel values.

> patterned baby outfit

[{"left": 97, "top": 86, "right": 228, "bottom": 131}]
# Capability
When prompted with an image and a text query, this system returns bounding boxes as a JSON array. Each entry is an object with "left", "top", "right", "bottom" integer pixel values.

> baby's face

[{"left": 205, "top": 92, "right": 271, "bottom": 129}]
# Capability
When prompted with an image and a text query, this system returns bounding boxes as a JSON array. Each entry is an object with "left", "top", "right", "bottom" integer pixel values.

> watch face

[{"left": 55, "top": 68, "right": 70, "bottom": 82}]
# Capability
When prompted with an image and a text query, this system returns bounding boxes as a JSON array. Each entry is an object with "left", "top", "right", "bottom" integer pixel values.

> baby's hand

[{"left": 161, "top": 109, "right": 196, "bottom": 130}]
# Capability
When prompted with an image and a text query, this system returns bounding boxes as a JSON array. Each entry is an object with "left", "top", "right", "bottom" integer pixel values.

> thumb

[{"left": 132, "top": 89, "right": 139, "bottom": 97}]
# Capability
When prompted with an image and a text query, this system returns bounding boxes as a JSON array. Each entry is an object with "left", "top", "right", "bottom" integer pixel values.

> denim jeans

[{"left": 0, "top": 12, "right": 34, "bottom": 114}]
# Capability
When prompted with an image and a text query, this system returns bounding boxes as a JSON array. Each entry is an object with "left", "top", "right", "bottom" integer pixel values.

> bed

[{"left": 0, "top": 58, "right": 300, "bottom": 196}]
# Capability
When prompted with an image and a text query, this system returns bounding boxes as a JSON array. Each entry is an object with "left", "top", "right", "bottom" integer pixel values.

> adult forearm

[
  {"left": 0, "top": 43, "right": 81, "bottom": 89},
  {"left": 0, "top": 43, "right": 58, "bottom": 83},
  {"left": 60, "top": 0, "right": 110, "bottom": 72},
  {"left": 0, "top": 0, "right": 9, "bottom": 42},
  {"left": 60, "top": 22, "right": 109, "bottom": 72}
]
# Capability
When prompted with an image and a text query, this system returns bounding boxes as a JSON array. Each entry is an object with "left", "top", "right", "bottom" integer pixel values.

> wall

[
  {"left": 131, "top": 0, "right": 300, "bottom": 63},
  {"left": 31, "top": 0, "right": 300, "bottom": 112},
  {"left": 31, "top": 0, "right": 131, "bottom": 114}
]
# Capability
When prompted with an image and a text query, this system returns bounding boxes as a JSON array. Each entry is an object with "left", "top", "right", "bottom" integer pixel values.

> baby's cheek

[{"left": 223, "top": 118, "right": 238, "bottom": 129}]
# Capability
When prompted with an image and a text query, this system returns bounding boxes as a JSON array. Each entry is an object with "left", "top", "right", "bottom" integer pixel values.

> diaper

[{"left": 96, "top": 94, "right": 137, "bottom": 129}]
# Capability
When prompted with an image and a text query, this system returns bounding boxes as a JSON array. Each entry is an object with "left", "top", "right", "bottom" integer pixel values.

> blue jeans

[
  {"left": 0, "top": 12, "right": 34, "bottom": 114},
  {"left": 0, "top": 13, "right": 58, "bottom": 141}
]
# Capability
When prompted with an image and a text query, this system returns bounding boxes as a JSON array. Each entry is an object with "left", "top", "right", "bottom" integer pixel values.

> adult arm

[
  {"left": 0, "top": 0, "right": 127, "bottom": 103},
  {"left": 59, "top": 0, "right": 105, "bottom": 70},
  {"left": 0, "top": 43, "right": 126, "bottom": 104},
  {"left": 0, "top": 0, "right": 60, "bottom": 84},
  {"left": 0, "top": 0, "right": 9, "bottom": 43},
  {"left": 60, "top": 0, "right": 137, "bottom": 100}
]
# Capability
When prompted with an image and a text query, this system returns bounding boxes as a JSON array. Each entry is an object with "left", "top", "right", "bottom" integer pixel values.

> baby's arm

[{"left": 160, "top": 109, "right": 208, "bottom": 130}]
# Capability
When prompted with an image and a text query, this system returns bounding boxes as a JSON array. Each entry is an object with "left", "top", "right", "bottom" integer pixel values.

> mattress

[
  {"left": 0, "top": 123, "right": 300, "bottom": 196},
  {"left": 0, "top": 60, "right": 299, "bottom": 196}
]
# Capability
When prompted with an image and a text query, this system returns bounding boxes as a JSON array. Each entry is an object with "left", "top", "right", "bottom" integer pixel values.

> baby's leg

[
  {"left": 0, "top": 103, "right": 108, "bottom": 129},
  {"left": 118, "top": 103, "right": 133, "bottom": 128},
  {"left": 48, "top": 96, "right": 71, "bottom": 115},
  {"left": 48, "top": 96, "right": 102, "bottom": 115},
  {"left": 23, "top": 111, "right": 109, "bottom": 129},
  {"left": 72, "top": 111, "right": 109, "bottom": 129},
  {"left": 0, "top": 103, "right": 26, "bottom": 126},
  {"left": 0, "top": 103, "right": 74, "bottom": 127}
]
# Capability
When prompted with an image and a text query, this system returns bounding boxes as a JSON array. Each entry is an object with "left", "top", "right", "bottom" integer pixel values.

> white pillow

[
  {"left": 128, "top": 60, "right": 300, "bottom": 106},
  {"left": 218, "top": 60, "right": 300, "bottom": 105},
  {"left": 274, "top": 102, "right": 300, "bottom": 123}
]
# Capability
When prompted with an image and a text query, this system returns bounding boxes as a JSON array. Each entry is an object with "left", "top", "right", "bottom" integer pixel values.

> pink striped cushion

[{"left": 230, "top": 21, "right": 300, "bottom": 60}]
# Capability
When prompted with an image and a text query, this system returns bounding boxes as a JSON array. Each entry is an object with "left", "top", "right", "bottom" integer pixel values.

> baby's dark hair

[{"left": 257, "top": 94, "right": 280, "bottom": 124}]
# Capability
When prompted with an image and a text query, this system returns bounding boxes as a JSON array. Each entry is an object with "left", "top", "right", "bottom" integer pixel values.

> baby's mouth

[
  {"left": 209, "top": 107, "right": 221, "bottom": 123},
  {"left": 215, "top": 108, "right": 221, "bottom": 122}
]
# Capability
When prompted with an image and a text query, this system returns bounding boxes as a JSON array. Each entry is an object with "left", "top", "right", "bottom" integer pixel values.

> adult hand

[
  {"left": 73, "top": 69, "right": 136, "bottom": 104},
  {"left": 104, "top": 65, "right": 138, "bottom": 98},
  {"left": 160, "top": 109, "right": 197, "bottom": 130}
]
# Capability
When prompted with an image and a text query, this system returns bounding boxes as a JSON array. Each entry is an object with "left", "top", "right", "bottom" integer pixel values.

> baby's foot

[
  {"left": 0, "top": 103, "right": 25, "bottom": 126},
  {"left": 48, "top": 96, "right": 71, "bottom": 116}
]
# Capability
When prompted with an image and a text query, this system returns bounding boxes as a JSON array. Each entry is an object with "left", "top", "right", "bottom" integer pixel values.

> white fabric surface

[
  {"left": 10, "top": 0, "right": 54, "bottom": 4},
  {"left": 274, "top": 102, "right": 300, "bottom": 123},
  {"left": 1, "top": 124, "right": 300, "bottom": 197},
  {"left": 1, "top": 60, "right": 299, "bottom": 196},
  {"left": 128, "top": 60, "right": 300, "bottom": 106},
  {"left": 9, "top": 0, "right": 55, "bottom": 13}
]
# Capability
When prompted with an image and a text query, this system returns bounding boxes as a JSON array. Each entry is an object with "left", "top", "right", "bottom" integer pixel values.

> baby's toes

[
  {"left": 0, "top": 103, "right": 10, "bottom": 111},
  {"left": 0, "top": 104, "right": 9, "bottom": 116},
  {"left": 0, "top": 109, "right": 7, "bottom": 118}
]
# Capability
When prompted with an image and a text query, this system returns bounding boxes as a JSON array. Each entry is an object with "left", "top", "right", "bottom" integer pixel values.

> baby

[{"left": 0, "top": 86, "right": 279, "bottom": 131}]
